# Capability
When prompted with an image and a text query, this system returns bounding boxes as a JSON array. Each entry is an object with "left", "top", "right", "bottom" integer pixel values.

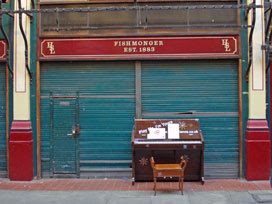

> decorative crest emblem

[
  {"left": 180, "top": 121, "right": 187, "bottom": 130},
  {"left": 139, "top": 157, "right": 149, "bottom": 166}
]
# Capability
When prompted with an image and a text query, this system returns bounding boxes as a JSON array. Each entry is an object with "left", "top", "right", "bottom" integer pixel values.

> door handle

[
  {"left": 66, "top": 127, "right": 76, "bottom": 137},
  {"left": 67, "top": 125, "right": 80, "bottom": 138},
  {"left": 72, "top": 126, "right": 76, "bottom": 138}
]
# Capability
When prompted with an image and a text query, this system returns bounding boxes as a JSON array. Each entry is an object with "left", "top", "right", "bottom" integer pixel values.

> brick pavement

[{"left": 0, "top": 179, "right": 270, "bottom": 192}]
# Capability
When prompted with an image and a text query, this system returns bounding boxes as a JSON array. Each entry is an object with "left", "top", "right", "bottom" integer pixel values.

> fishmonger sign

[{"left": 39, "top": 36, "right": 239, "bottom": 60}]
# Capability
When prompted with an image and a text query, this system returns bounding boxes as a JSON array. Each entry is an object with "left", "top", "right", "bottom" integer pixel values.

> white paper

[
  {"left": 147, "top": 128, "right": 166, "bottom": 139},
  {"left": 168, "top": 124, "right": 180, "bottom": 139}
]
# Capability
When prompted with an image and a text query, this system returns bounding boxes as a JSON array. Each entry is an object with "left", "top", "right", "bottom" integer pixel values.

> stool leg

[
  {"left": 180, "top": 178, "right": 184, "bottom": 195},
  {"left": 154, "top": 177, "right": 157, "bottom": 196},
  {"left": 178, "top": 176, "right": 182, "bottom": 193}
]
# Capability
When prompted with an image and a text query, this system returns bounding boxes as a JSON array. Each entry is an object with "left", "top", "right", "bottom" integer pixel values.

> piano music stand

[{"left": 150, "top": 156, "right": 187, "bottom": 196}]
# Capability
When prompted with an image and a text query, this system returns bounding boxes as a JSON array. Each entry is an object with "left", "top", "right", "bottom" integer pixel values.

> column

[
  {"left": 9, "top": 0, "right": 33, "bottom": 181},
  {"left": 246, "top": 0, "right": 270, "bottom": 180}
]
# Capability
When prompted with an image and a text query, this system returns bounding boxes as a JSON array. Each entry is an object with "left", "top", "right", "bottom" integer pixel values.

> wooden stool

[{"left": 150, "top": 156, "right": 187, "bottom": 196}]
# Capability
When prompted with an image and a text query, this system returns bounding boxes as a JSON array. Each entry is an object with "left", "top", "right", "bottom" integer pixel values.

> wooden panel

[
  {"left": 134, "top": 119, "right": 202, "bottom": 140},
  {"left": 133, "top": 149, "right": 203, "bottom": 181}
]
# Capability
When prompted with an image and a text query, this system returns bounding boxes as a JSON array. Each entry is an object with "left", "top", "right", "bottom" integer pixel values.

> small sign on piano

[{"left": 147, "top": 128, "right": 166, "bottom": 139}]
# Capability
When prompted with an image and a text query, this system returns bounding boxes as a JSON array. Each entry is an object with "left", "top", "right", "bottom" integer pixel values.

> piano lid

[{"left": 134, "top": 119, "right": 201, "bottom": 141}]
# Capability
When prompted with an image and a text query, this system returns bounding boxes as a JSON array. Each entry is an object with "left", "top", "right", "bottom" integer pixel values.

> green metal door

[
  {"left": 0, "top": 64, "right": 6, "bottom": 177},
  {"left": 141, "top": 60, "right": 239, "bottom": 179},
  {"left": 41, "top": 62, "right": 135, "bottom": 178},
  {"left": 50, "top": 96, "right": 80, "bottom": 176}
]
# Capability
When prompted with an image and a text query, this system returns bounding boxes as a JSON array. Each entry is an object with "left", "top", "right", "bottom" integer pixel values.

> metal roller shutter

[
  {"left": 41, "top": 61, "right": 135, "bottom": 178},
  {"left": 41, "top": 62, "right": 135, "bottom": 176},
  {"left": 141, "top": 60, "right": 239, "bottom": 179},
  {"left": 0, "top": 64, "right": 7, "bottom": 177}
]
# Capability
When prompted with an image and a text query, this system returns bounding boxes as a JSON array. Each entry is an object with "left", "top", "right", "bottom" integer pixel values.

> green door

[
  {"left": 0, "top": 64, "right": 6, "bottom": 178},
  {"left": 141, "top": 60, "right": 239, "bottom": 179},
  {"left": 51, "top": 96, "right": 79, "bottom": 176}
]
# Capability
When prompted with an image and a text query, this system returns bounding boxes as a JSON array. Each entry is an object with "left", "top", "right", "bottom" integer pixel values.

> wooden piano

[{"left": 132, "top": 119, "right": 204, "bottom": 184}]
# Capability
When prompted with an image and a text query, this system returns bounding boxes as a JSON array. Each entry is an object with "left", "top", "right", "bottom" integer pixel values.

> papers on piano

[
  {"left": 168, "top": 123, "right": 180, "bottom": 139},
  {"left": 147, "top": 128, "right": 166, "bottom": 139}
]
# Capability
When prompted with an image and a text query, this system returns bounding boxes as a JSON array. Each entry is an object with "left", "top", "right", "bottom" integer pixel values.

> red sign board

[
  {"left": 0, "top": 40, "right": 6, "bottom": 61},
  {"left": 39, "top": 36, "right": 239, "bottom": 60}
]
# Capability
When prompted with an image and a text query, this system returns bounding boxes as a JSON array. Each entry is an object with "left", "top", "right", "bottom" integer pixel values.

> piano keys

[{"left": 131, "top": 119, "right": 204, "bottom": 184}]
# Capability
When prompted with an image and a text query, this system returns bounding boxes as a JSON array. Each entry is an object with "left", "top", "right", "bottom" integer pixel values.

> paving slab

[
  {"left": 229, "top": 191, "right": 257, "bottom": 203},
  {"left": 251, "top": 193, "right": 272, "bottom": 203},
  {"left": 109, "top": 191, "right": 152, "bottom": 197},
  {"left": 187, "top": 191, "right": 232, "bottom": 204},
  {"left": 151, "top": 191, "right": 190, "bottom": 204},
  {"left": 107, "top": 197, "right": 151, "bottom": 204},
  {"left": 235, "top": 203, "right": 258, "bottom": 204},
  {"left": 250, "top": 190, "right": 272, "bottom": 194}
]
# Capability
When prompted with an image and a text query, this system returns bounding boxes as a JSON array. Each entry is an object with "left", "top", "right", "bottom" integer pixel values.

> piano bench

[{"left": 150, "top": 156, "right": 187, "bottom": 196}]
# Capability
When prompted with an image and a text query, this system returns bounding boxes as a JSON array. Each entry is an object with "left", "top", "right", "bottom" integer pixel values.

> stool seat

[
  {"left": 155, "top": 164, "right": 181, "bottom": 170},
  {"left": 150, "top": 156, "right": 187, "bottom": 196}
]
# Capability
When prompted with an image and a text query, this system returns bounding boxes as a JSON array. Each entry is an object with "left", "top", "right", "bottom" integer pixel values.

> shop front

[{"left": 37, "top": 36, "right": 241, "bottom": 179}]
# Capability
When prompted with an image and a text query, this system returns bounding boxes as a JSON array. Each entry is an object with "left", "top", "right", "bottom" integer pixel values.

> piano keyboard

[{"left": 134, "top": 140, "right": 202, "bottom": 144}]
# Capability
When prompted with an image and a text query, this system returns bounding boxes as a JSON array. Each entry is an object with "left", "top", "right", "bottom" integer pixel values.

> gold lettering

[
  {"left": 154, "top": 41, "right": 158, "bottom": 46},
  {"left": 138, "top": 41, "right": 143, "bottom": 46},
  {"left": 123, "top": 47, "right": 137, "bottom": 53},
  {"left": 143, "top": 41, "right": 148, "bottom": 46},
  {"left": 222, "top": 39, "right": 231, "bottom": 52},
  {"left": 159, "top": 41, "right": 163, "bottom": 46},
  {"left": 132, "top": 41, "right": 137, "bottom": 46},
  {"left": 47, "top": 42, "right": 55, "bottom": 54},
  {"left": 149, "top": 41, "right": 153, "bottom": 46},
  {"left": 114, "top": 41, "right": 119, "bottom": 46}
]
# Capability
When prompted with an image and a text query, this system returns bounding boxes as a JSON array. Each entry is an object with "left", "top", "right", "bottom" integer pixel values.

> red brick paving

[{"left": 0, "top": 179, "right": 270, "bottom": 191}]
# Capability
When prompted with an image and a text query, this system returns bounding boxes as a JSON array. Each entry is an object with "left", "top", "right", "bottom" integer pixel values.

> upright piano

[{"left": 132, "top": 119, "right": 204, "bottom": 184}]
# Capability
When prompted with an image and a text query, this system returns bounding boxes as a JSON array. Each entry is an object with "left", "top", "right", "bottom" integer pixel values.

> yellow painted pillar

[
  {"left": 248, "top": 0, "right": 266, "bottom": 118},
  {"left": 13, "top": 0, "right": 30, "bottom": 119},
  {"left": 245, "top": 0, "right": 270, "bottom": 181},
  {"left": 9, "top": 0, "right": 33, "bottom": 181}
]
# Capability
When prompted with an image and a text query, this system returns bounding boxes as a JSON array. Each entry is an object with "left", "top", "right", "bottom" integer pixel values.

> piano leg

[
  {"left": 131, "top": 177, "right": 135, "bottom": 185},
  {"left": 201, "top": 177, "right": 205, "bottom": 185}
]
